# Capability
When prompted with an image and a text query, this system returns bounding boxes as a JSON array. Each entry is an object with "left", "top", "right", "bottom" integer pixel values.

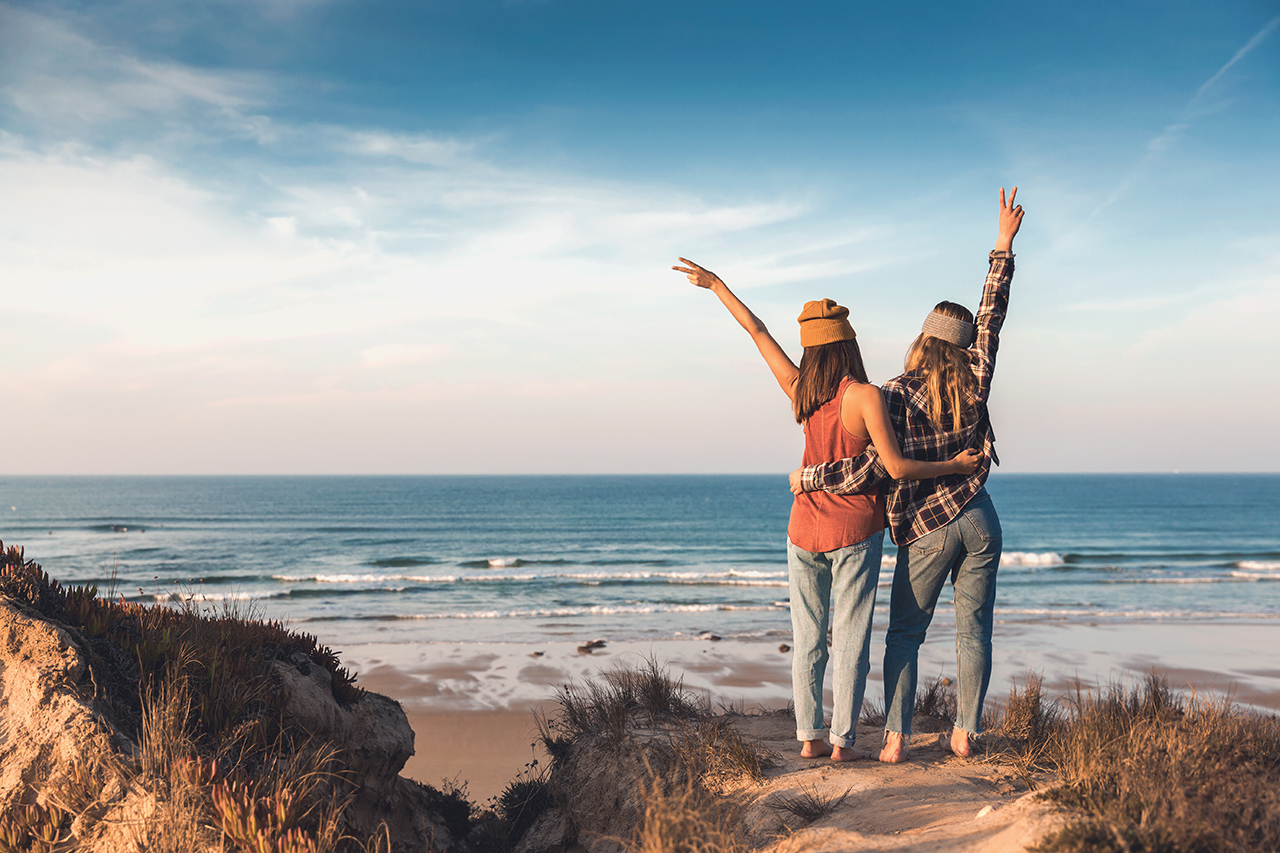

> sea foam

[
  {"left": 1231, "top": 560, "right": 1280, "bottom": 580},
  {"left": 1001, "top": 552, "right": 1066, "bottom": 567},
  {"left": 326, "top": 602, "right": 789, "bottom": 621},
  {"left": 879, "top": 551, "right": 1065, "bottom": 568}
]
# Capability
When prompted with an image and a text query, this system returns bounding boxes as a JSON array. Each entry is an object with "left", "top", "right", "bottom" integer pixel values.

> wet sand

[
  {"left": 344, "top": 620, "right": 1280, "bottom": 715},
  {"left": 342, "top": 619, "right": 1280, "bottom": 801}
]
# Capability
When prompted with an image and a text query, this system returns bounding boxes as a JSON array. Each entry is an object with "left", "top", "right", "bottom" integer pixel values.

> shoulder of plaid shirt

[{"left": 797, "top": 249, "right": 1014, "bottom": 541}]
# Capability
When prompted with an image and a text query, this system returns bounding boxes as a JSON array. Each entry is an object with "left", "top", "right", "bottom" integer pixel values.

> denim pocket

[
  {"left": 963, "top": 502, "right": 1002, "bottom": 543},
  {"left": 907, "top": 526, "right": 946, "bottom": 557}
]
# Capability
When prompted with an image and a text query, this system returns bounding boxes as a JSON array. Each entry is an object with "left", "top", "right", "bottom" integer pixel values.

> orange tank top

[{"left": 786, "top": 376, "right": 887, "bottom": 553}]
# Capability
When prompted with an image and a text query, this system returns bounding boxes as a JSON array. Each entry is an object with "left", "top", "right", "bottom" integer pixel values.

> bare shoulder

[
  {"left": 840, "top": 380, "right": 882, "bottom": 410},
  {"left": 842, "top": 381, "right": 882, "bottom": 398}
]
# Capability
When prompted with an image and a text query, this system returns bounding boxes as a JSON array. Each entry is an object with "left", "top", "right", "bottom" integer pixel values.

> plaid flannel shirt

[{"left": 797, "top": 250, "right": 1014, "bottom": 545}]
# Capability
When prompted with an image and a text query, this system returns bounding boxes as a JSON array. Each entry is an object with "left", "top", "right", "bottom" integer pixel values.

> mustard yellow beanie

[{"left": 797, "top": 299, "right": 856, "bottom": 348}]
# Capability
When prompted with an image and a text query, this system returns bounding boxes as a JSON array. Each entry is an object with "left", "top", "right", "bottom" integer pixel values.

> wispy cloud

[
  {"left": 0, "top": 6, "right": 269, "bottom": 134},
  {"left": 345, "top": 131, "right": 479, "bottom": 168},
  {"left": 5, "top": 4, "right": 1275, "bottom": 473},
  {"left": 1193, "top": 16, "right": 1280, "bottom": 100},
  {"left": 0, "top": 11, "right": 889, "bottom": 456},
  {"left": 1075, "top": 15, "right": 1280, "bottom": 229}
]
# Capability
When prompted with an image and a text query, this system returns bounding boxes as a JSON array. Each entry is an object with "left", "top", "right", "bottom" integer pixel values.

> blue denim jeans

[
  {"left": 787, "top": 529, "right": 884, "bottom": 747},
  {"left": 883, "top": 490, "right": 1001, "bottom": 735}
]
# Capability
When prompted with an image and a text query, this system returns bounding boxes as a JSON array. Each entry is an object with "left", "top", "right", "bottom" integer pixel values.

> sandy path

[{"left": 729, "top": 715, "right": 1069, "bottom": 853}]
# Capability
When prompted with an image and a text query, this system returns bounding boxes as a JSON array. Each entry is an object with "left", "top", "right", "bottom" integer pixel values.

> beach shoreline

[
  {"left": 343, "top": 619, "right": 1280, "bottom": 714},
  {"left": 346, "top": 619, "right": 1280, "bottom": 800}
]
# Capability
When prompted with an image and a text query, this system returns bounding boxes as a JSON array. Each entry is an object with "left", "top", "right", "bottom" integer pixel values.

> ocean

[{"left": 1, "top": 475, "right": 1277, "bottom": 648}]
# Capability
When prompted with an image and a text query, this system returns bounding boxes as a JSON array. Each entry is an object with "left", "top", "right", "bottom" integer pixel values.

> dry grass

[
  {"left": 859, "top": 675, "right": 957, "bottom": 730},
  {"left": 670, "top": 716, "right": 779, "bottom": 787},
  {"left": 540, "top": 657, "right": 774, "bottom": 786},
  {"left": 913, "top": 676, "right": 958, "bottom": 726},
  {"left": 623, "top": 772, "right": 748, "bottom": 853},
  {"left": 209, "top": 747, "right": 352, "bottom": 853},
  {"left": 546, "top": 655, "right": 706, "bottom": 747},
  {"left": 986, "top": 672, "right": 1280, "bottom": 853},
  {"left": 0, "top": 546, "right": 451, "bottom": 853},
  {"left": 986, "top": 672, "right": 1063, "bottom": 779},
  {"left": 128, "top": 668, "right": 356, "bottom": 853},
  {"left": 0, "top": 543, "right": 361, "bottom": 753},
  {"left": 538, "top": 659, "right": 775, "bottom": 852},
  {"left": 766, "top": 784, "right": 851, "bottom": 827},
  {"left": 134, "top": 674, "right": 220, "bottom": 853}
]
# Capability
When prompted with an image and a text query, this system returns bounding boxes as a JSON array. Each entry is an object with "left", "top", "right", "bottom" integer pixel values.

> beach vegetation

[
  {"left": 623, "top": 771, "right": 748, "bottom": 853},
  {"left": 0, "top": 544, "right": 467, "bottom": 853},
  {"left": 669, "top": 715, "right": 775, "bottom": 785},
  {"left": 547, "top": 655, "right": 705, "bottom": 746},
  {"left": 0, "top": 802, "right": 72, "bottom": 853},
  {"left": 0, "top": 544, "right": 360, "bottom": 748},
  {"left": 495, "top": 763, "right": 552, "bottom": 842},
  {"left": 989, "top": 672, "right": 1280, "bottom": 853},
  {"left": 416, "top": 778, "right": 476, "bottom": 843},
  {"left": 532, "top": 657, "right": 776, "bottom": 852},
  {"left": 464, "top": 758, "right": 554, "bottom": 853},
  {"left": 913, "top": 674, "right": 958, "bottom": 726},
  {"left": 859, "top": 674, "right": 958, "bottom": 731},
  {"left": 765, "top": 784, "right": 850, "bottom": 827}
]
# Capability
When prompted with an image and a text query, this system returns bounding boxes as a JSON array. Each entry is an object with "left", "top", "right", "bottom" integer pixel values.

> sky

[{"left": 0, "top": 0, "right": 1277, "bottom": 474}]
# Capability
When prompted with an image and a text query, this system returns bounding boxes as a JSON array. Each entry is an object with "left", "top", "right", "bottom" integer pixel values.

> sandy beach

[{"left": 343, "top": 618, "right": 1280, "bottom": 801}]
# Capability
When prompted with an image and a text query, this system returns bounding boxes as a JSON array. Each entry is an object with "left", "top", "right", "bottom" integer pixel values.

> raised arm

[
  {"left": 974, "top": 187, "right": 1024, "bottom": 404},
  {"left": 673, "top": 257, "right": 798, "bottom": 400},
  {"left": 842, "top": 383, "right": 980, "bottom": 481}
]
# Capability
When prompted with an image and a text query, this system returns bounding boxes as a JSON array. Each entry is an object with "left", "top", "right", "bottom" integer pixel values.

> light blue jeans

[
  {"left": 787, "top": 529, "right": 884, "bottom": 747},
  {"left": 883, "top": 490, "right": 1001, "bottom": 735}
]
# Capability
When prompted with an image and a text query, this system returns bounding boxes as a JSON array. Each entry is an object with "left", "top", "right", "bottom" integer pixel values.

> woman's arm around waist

[{"left": 841, "top": 382, "right": 981, "bottom": 481}]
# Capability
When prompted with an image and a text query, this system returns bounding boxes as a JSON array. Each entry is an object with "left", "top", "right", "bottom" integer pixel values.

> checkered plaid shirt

[{"left": 797, "top": 250, "right": 1014, "bottom": 545}]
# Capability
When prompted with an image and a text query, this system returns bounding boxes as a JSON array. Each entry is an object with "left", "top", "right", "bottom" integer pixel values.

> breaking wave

[{"left": 302, "top": 602, "right": 787, "bottom": 622}]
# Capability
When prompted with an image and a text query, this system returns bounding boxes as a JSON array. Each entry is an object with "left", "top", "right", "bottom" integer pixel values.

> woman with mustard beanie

[{"left": 673, "top": 258, "right": 980, "bottom": 761}]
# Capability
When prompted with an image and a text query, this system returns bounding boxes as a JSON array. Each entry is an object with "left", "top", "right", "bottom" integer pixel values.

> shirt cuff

[
  {"left": 990, "top": 249, "right": 1015, "bottom": 260},
  {"left": 798, "top": 465, "right": 824, "bottom": 493}
]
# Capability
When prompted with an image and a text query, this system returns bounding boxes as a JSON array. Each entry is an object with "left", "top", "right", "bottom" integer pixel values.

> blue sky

[{"left": 1, "top": 0, "right": 1277, "bottom": 473}]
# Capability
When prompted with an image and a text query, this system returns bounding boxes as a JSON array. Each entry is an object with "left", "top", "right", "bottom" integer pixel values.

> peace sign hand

[
  {"left": 672, "top": 257, "right": 725, "bottom": 291},
  {"left": 996, "top": 186, "right": 1024, "bottom": 251}
]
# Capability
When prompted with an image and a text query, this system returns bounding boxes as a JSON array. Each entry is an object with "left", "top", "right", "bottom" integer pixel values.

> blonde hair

[
  {"left": 904, "top": 301, "right": 978, "bottom": 433},
  {"left": 793, "top": 339, "right": 868, "bottom": 424}
]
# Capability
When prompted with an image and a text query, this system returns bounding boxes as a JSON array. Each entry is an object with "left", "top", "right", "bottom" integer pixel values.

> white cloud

[
  {"left": 0, "top": 14, "right": 886, "bottom": 472},
  {"left": 0, "top": 7, "right": 266, "bottom": 131},
  {"left": 347, "top": 131, "right": 478, "bottom": 167},
  {"left": 4, "top": 7, "right": 1276, "bottom": 473}
]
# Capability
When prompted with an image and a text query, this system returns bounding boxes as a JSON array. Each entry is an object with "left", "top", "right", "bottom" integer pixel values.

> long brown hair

[
  {"left": 903, "top": 301, "right": 978, "bottom": 432},
  {"left": 793, "top": 339, "right": 868, "bottom": 424}
]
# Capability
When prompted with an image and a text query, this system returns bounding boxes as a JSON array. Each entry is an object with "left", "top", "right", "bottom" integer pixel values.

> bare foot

[
  {"left": 830, "top": 745, "right": 865, "bottom": 762},
  {"left": 879, "top": 731, "right": 907, "bottom": 763},
  {"left": 800, "top": 739, "right": 832, "bottom": 759},
  {"left": 950, "top": 727, "right": 974, "bottom": 757}
]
